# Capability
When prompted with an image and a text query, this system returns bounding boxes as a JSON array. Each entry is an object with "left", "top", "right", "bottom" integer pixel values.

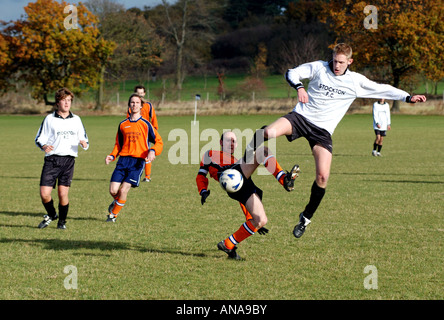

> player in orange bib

[
  {"left": 196, "top": 131, "right": 300, "bottom": 259},
  {"left": 106, "top": 93, "right": 163, "bottom": 222},
  {"left": 127, "top": 85, "right": 158, "bottom": 182}
]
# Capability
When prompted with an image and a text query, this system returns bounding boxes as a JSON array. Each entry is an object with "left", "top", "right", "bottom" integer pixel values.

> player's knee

[
  {"left": 255, "top": 215, "right": 268, "bottom": 229},
  {"left": 263, "top": 126, "right": 272, "bottom": 139},
  {"left": 316, "top": 174, "right": 329, "bottom": 188}
]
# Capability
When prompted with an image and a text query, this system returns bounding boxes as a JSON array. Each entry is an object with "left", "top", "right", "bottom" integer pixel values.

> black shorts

[
  {"left": 40, "top": 155, "right": 75, "bottom": 188},
  {"left": 374, "top": 129, "right": 387, "bottom": 137},
  {"left": 222, "top": 163, "right": 263, "bottom": 205},
  {"left": 283, "top": 111, "right": 333, "bottom": 153}
]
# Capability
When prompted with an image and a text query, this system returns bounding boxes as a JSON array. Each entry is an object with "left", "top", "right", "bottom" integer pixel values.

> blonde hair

[{"left": 333, "top": 43, "right": 353, "bottom": 59}]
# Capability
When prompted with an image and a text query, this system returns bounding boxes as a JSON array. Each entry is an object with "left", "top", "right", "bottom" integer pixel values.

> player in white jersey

[
  {"left": 244, "top": 43, "right": 426, "bottom": 238},
  {"left": 35, "top": 88, "right": 89, "bottom": 229},
  {"left": 372, "top": 99, "right": 391, "bottom": 156}
]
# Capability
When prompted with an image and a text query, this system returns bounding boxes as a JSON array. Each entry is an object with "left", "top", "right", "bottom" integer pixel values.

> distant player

[
  {"left": 372, "top": 99, "right": 391, "bottom": 156},
  {"left": 244, "top": 43, "right": 427, "bottom": 239},
  {"left": 197, "top": 131, "right": 299, "bottom": 260},
  {"left": 35, "top": 88, "right": 89, "bottom": 229},
  {"left": 105, "top": 93, "right": 163, "bottom": 222},
  {"left": 127, "top": 85, "right": 159, "bottom": 182}
]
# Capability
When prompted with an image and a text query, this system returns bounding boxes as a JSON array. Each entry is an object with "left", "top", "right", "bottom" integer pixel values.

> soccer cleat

[
  {"left": 38, "top": 214, "right": 58, "bottom": 229},
  {"left": 376, "top": 152, "right": 382, "bottom": 157},
  {"left": 57, "top": 220, "right": 66, "bottom": 229},
  {"left": 293, "top": 212, "right": 311, "bottom": 238},
  {"left": 106, "top": 214, "right": 116, "bottom": 222},
  {"left": 143, "top": 177, "right": 151, "bottom": 182},
  {"left": 217, "top": 241, "right": 241, "bottom": 260},
  {"left": 108, "top": 200, "right": 115, "bottom": 214},
  {"left": 283, "top": 164, "right": 300, "bottom": 192},
  {"left": 372, "top": 150, "right": 377, "bottom": 156}
]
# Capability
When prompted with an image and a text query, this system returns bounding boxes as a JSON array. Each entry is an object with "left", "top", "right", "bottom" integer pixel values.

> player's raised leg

[{"left": 243, "top": 117, "right": 293, "bottom": 163}]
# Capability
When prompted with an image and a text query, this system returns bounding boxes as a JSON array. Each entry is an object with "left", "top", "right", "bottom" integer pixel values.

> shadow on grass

[{"left": 0, "top": 237, "right": 209, "bottom": 258}]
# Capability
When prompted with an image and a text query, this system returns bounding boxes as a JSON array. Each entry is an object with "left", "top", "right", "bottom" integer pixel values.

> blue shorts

[{"left": 110, "top": 156, "right": 145, "bottom": 187}]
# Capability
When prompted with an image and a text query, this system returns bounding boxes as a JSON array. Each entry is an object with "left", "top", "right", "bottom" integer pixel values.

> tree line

[{"left": 0, "top": 0, "right": 442, "bottom": 110}]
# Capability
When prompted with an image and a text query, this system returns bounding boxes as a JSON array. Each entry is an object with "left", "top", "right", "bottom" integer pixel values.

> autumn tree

[
  {"left": 0, "top": 0, "right": 115, "bottom": 106},
  {"left": 85, "top": 0, "right": 163, "bottom": 84},
  {"left": 321, "top": 0, "right": 443, "bottom": 111}
]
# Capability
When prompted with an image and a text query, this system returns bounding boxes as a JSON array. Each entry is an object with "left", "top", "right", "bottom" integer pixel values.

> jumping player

[
  {"left": 35, "top": 88, "right": 89, "bottom": 229},
  {"left": 105, "top": 93, "right": 163, "bottom": 222},
  {"left": 197, "top": 131, "right": 300, "bottom": 260},
  {"left": 127, "top": 85, "right": 158, "bottom": 182},
  {"left": 244, "top": 43, "right": 427, "bottom": 239}
]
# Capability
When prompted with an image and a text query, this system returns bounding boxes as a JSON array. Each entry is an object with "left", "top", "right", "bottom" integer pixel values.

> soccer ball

[{"left": 219, "top": 169, "right": 244, "bottom": 193}]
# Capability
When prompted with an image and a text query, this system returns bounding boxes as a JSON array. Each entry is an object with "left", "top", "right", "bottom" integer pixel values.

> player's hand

[
  {"left": 297, "top": 87, "right": 309, "bottom": 104},
  {"left": 257, "top": 227, "right": 269, "bottom": 235},
  {"left": 105, "top": 155, "right": 114, "bottom": 165},
  {"left": 410, "top": 95, "right": 426, "bottom": 103},
  {"left": 200, "top": 190, "right": 210, "bottom": 205},
  {"left": 79, "top": 140, "right": 88, "bottom": 149},
  {"left": 146, "top": 150, "right": 156, "bottom": 163},
  {"left": 42, "top": 144, "right": 54, "bottom": 153}
]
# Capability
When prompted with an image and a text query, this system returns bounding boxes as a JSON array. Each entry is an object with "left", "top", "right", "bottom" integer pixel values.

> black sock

[
  {"left": 58, "top": 203, "right": 69, "bottom": 221},
  {"left": 243, "top": 125, "right": 268, "bottom": 161},
  {"left": 303, "top": 181, "right": 326, "bottom": 220},
  {"left": 377, "top": 144, "right": 382, "bottom": 152},
  {"left": 43, "top": 199, "right": 57, "bottom": 219},
  {"left": 373, "top": 143, "right": 377, "bottom": 150}
]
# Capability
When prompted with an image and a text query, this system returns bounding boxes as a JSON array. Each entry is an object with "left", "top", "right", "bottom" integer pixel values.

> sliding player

[{"left": 197, "top": 131, "right": 299, "bottom": 260}]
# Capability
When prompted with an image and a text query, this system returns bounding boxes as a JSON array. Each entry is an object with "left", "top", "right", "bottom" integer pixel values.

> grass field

[{"left": 0, "top": 113, "right": 442, "bottom": 302}]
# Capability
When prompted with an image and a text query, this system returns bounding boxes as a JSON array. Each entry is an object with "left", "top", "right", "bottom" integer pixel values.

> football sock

[
  {"left": 239, "top": 203, "right": 253, "bottom": 221},
  {"left": 111, "top": 199, "right": 126, "bottom": 216},
  {"left": 373, "top": 142, "right": 378, "bottom": 151},
  {"left": 145, "top": 161, "right": 152, "bottom": 179},
  {"left": 377, "top": 144, "right": 382, "bottom": 152},
  {"left": 42, "top": 199, "right": 57, "bottom": 219},
  {"left": 224, "top": 220, "right": 258, "bottom": 250},
  {"left": 243, "top": 125, "right": 268, "bottom": 161},
  {"left": 58, "top": 203, "right": 69, "bottom": 221},
  {"left": 263, "top": 155, "right": 285, "bottom": 185},
  {"left": 303, "top": 181, "right": 326, "bottom": 220}
]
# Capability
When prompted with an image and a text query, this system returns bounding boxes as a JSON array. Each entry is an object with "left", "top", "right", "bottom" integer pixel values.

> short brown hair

[
  {"left": 127, "top": 93, "right": 144, "bottom": 108},
  {"left": 333, "top": 43, "right": 353, "bottom": 59},
  {"left": 134, "top": 85, "right": 146, "bottom": 93},
  {"left": 55, "top": 88, "right": 74, "bottom": 104}
]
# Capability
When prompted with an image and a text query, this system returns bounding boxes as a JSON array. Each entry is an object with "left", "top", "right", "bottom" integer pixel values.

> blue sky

[{"left": 0, "top": 0, "right": 165, "bottom": 22}]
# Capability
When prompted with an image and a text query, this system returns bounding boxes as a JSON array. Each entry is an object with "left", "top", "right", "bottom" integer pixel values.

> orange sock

[
  {"left": 145, "top": 161, "right": 152, "bottom": 179},
  {"left": 224, "top": 220, "right": 258, "bottom": 250},
  {"left": 239, "top": 203, "right": 253, "bottom": 221},
  {"left": 111, "top": 199, "right": 126, "bottom": 216},
  {"left": 263, "top": 155, "right": 286, "bottom": 186}
]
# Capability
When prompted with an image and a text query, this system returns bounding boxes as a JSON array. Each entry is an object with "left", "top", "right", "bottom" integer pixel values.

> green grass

[{"left": 0, "top": 113, "right": 443, "bottom": 300}]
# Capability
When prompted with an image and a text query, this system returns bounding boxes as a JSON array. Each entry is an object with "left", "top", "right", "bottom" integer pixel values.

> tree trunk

[
  {"left": 95, "top": 65, "right": 105, "bottom": 111},
  {"left": 391, "top": 71, "right": 401, "bottom": 113}
]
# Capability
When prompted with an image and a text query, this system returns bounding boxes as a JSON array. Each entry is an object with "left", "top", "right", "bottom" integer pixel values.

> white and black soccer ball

[{"left": 219, "top": 169, "right": 243, "bottom": 193}]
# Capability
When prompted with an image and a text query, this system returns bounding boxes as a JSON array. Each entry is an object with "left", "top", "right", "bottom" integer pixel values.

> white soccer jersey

[
  {"left": 35, "top": 111, "right": 89, "bottom": 157},
  {"left": 372, "top": 101, "right": 391, "bottom": 130},
  {"left": 286, "top": 60, "right": 410, "bottom": 135}
]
